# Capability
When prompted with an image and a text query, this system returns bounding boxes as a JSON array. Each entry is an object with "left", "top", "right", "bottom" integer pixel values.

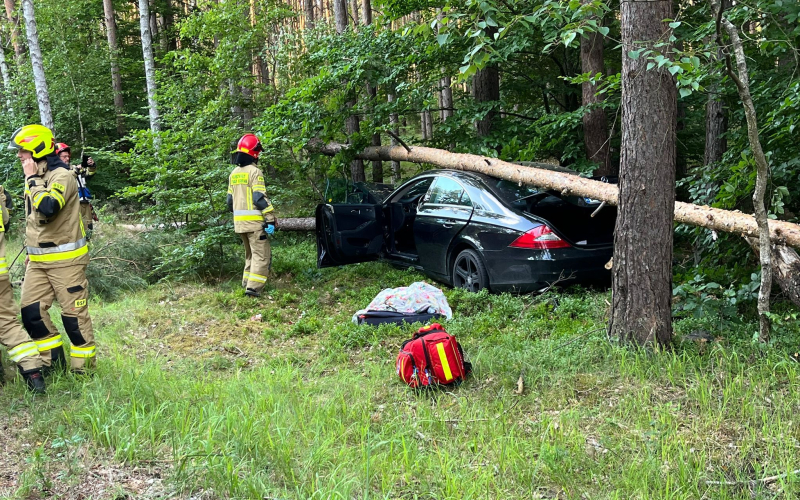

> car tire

[{"left": 452, "top": 249, "right": 490, "bottom": 293}]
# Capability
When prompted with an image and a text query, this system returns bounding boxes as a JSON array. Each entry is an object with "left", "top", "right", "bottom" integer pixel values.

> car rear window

[{"left": 491, "top": 179, "right": 541, "bottom": 204}]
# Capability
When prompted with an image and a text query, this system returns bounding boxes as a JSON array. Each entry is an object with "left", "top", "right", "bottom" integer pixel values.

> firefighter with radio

[
  {"left": 8, "top": 125, "right": 96, "bottom": 374},
  {"left": 55, "top": 143, "right": 97, "bottom": 236}
]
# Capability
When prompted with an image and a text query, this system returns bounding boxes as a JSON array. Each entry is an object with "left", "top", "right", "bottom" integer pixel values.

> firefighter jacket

[
  {"left": 226, "top": 163, "right": 276, "bottom": 234},
  {"left": 71, "top": 160, "right": 96, "bottom": 203},
  {"left": 24, "top": 156, "right": 88, "bottom": 269},
  {"left": 0, "top": 186, "right": 11, "bottom": 278}
]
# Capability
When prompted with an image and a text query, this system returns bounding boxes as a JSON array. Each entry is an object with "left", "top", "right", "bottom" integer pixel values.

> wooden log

[
  {"left": 308, "top": 141, "right": 800, "bottom": 249},
  {"left": 278, "top": 217, "right": 315, "bottom": 231}
]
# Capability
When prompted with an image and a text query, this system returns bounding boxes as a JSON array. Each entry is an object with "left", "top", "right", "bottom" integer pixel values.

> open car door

[{"left": 316, "top": 203, "right": 385, "bottom": 268}]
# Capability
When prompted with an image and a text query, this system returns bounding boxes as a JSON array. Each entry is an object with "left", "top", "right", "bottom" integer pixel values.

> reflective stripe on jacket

[
  {"left": 25, "top": 159, "right": 88, "bottom": 268},
  {"left": 227, "top": 164, "right": 276, "bottom": 233}
]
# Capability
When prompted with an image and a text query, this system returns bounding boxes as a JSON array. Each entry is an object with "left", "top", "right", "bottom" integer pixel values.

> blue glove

[{"left": 265, "top": 224, "right": 275, "bottom": 235}]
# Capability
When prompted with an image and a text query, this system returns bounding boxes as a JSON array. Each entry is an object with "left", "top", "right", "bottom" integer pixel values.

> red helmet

[
  {"left": 233, "top": 134, "right": 262, "bottom": 159},
  {"left": 55, "top": 142, "right": 70, "bottom": 156}
]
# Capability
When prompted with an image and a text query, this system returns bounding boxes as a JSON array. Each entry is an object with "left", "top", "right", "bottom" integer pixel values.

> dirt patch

[{"left": 0, "top": 407, "right": 174, "bottom": 500}]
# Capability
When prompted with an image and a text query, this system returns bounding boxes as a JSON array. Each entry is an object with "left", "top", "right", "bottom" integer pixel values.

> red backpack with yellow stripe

[{"left": 396, "top": 324, "right": 471, "bottom": 388}]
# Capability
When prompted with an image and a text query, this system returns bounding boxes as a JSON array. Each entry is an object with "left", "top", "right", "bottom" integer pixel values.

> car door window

[
  {"left": 426, "top": 177, "right": 471, "bottom": 207},
  {"left": 390, "top": 177, "right": 434, "bottom": 204}
]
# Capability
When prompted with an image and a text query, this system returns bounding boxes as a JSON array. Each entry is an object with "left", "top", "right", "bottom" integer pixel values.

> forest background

[{"left": 0, "top": 0, "right": 798, "bottom": 334}]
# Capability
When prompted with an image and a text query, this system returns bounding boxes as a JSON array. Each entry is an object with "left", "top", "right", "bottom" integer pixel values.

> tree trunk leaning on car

[{"left": 307, "top": 141, "right": 800, "bottom": 250}]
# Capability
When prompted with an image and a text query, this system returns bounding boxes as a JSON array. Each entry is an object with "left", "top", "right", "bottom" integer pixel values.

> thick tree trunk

[
  {"left": 717, "top": 6, "right": 772, "bottom": 342},
  {"left": 21, "top": 0, "right": 52, "bottom": 130},
  {"left": 103, "top": 0, "right": 126, "bottom": 137},
  {"left": 746, "top": 238, "right": 800, "bottom": 309},
  {"left": 580, "top": 1, "right": 612, "bottom": 176},
  {"left": 310, "top": 141, "right": 800, "bottom": 249},
  {"left": 387, "top": 92, "right": 401, "bottom": 184},
  {"left": 138, "top": 0, "right": 161, "bottom": 137},
  {"left": 4, "top": 0, "right": 24, "bottom": 65},
  {"left": 473, "top": 62, "right": 500, "bottom": 136},
  {"left": 609, "top": 0, "right": 677, "bottom": 346},
  {"left": 348, "top": 0, "right": 358, "bottom": 25}
]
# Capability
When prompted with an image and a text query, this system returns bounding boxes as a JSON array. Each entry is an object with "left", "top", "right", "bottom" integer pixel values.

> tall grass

[{"left": 2, "top": 235, "right": 800, "bottom": 499}]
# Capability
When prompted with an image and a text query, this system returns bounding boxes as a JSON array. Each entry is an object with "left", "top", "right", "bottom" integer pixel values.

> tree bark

[
  {"left": 704, "top": 91, "right": 726, "bottom": 165},
  {"left": 21, "top": 0, "right": 52, "bottom": 130},
  {"left": 4, "top": 0, "right": 24, "bottom": 65},
  {"left": 278, "top": 217, "right": 315, "bottom": 231},
  {"left": 716, "top": 3, "right": 772, "bottom": 342},
  {"left": 0, "top": 40, "right": 13, "bottom": 116},
  {"left": 580, "top": 1, "right": 612, "bottom": 176},
  {"left": 746, "top": 238, "right": 800, "bottom": 310},
  {"left": 421, "top": 109, "right": 432, "bottom": 139},
  {"left": 361, "top": 0, "right": 370, "bottom": 25},
  {"left": 138, "top": 0, "right": 161, "bottom": 138},
  {"left": 472, "top": 32, "right": 500, "bottom": 137},
  {"left": 103, "top": 0, "right": 126, "bottom": 137},
  {"left": 387, "top": 92, "right": 401, "bottom": 184},
  {"left": 348, "top": 0, "right": 358, "bottom": 25},
  {"left": 304, "top": 0, "right": 314, "bottom": 28},
  {"left": 609, "top": 0, "right": 676, "bottom": 346}
]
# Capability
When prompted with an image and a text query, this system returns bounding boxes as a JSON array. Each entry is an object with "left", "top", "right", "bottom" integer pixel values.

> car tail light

[{"left": 509, "top": 225, "right": 571, "bottom": 249}]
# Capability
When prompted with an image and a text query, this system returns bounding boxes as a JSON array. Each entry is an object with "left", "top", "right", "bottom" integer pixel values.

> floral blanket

[{"left": 352, "top": 282, "right": 453, "bottom": 324}]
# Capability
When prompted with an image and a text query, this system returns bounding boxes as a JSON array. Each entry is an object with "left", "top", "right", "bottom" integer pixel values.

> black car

[{"left": 315, "top": 169, "right": 615, "bottom": 293}]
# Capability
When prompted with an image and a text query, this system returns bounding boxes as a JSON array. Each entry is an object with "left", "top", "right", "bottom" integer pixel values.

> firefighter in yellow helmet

[
  {"left": 8, "top": 125, "right": 96, "bottom": 374},
  {"left": 227, "top": 134, "right": 276, "bottom": 297},
  {"left": 0, "top": 183, "right": 45, "bottom": 393}
]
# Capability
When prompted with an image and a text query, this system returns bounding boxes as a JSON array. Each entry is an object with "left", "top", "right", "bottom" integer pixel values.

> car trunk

[{"left": 525, "top": 195, "right": 616, "bottom": 247}]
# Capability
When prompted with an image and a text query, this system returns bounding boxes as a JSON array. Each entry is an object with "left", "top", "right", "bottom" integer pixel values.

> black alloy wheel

[{"left": 452, "top": 249, "right": 489, "bottom": 293}]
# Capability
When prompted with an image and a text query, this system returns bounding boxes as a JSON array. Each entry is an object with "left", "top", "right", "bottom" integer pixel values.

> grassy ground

[{"left": 1, "top": 234, "right": 800, "bottom": 499}]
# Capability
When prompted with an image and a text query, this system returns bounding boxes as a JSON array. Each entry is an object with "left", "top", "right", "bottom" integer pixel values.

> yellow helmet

[{"left": 8, "top": 124, "right": 55, "bottom": 159}]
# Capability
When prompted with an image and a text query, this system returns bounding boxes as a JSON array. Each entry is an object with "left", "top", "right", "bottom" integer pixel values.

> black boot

[
  {"left": 245, "top": 288, "right": 260, "bottom": 297},
  {"left": 42, "top": 346, "right": 67, "bottom": 377},
  {"left": 19, "top": 368, "right": 46, "bottom": 394}
]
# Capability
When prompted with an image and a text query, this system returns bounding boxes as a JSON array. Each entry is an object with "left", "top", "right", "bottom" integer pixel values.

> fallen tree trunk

[
  {"left": 746, "top": 237, "right": 800, "bottom": 309},
  {"left": 308, "top": 141, "right": 800, "bottom": 249},
  {"left": 278, "top": 217, "right": 315, "bottom": 231}
]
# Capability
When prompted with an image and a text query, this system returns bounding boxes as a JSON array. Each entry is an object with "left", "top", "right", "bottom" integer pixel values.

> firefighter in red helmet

[
  {"left": 55, "top": 143, "right": 97, "bottom": 236},
  {"left": 226, "top": 134, "right": 276, "bottom": 297}
]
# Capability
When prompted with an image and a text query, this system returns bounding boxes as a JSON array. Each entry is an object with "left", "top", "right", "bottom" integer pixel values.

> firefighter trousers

[
  {"left": 79, "top": 202, "right": 94, "bottom": 233},
  {"left": 240, "top": 231, "right": 271, "bottom": 294},
  {"left": 20, "top": 264, "right": 95, "bottom": 370},
  {"left": 0, "top": 277, "right": 41, "bottom": 373}
]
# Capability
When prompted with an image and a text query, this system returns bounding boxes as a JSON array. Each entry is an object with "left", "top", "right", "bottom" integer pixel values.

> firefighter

[
  {"left": 8, "top": 125, "right": 96, "bottom": 374},
  {"left": 226, "top": 133, "right": 276, "bottom": 297},
  {"left": 55, "top": 143, "right": 97, "bottom": 236},
  {"left": 0, "top": 185, "right": 45, "bottom": 392}
]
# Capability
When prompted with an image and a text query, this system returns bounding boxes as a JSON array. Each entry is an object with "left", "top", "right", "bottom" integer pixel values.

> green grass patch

[{"left": 2, "top": 235, "right": 800, "bottom": 499}]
